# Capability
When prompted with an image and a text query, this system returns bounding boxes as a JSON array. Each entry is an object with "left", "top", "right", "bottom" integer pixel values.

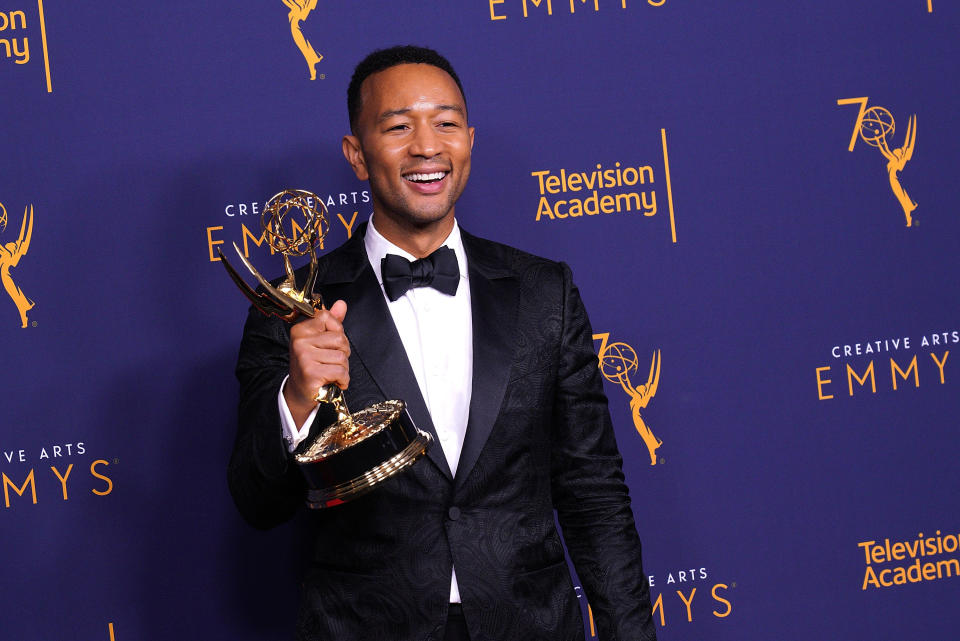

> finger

[
  {"left": 288, "top": 367, "right": 350, "bottom": 404},
  {"left": 291, "top": 328, "right": 350, "bottom": 357},
  {"left": 327, "top": 299, "right": 347, "bottom": 327},
  {"left": 299, "top": 347, "right": 350, "bottom": 369},
  {"left": 289, "top": 349, "right": 350, "bottom": 387},
  {"left": 291, "top": 311, "right": 330, "bottom": 336},
  {"left": 291, "top": 308, "right": 343, "bottom": 338},
  {"left": 301, "top": 363, "right": 351, "bottom": 392},
  {"left": 316, "top": 308, "right": 344, "bottom": 334}
]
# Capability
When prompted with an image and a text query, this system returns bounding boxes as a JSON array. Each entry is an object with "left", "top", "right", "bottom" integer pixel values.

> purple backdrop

[{"left": 2, "top": 2, "right": 958, "bottom": 639}]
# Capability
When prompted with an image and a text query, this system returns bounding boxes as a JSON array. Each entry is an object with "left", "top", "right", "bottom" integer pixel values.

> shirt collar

[{"left": 364, "top": 214, "right": 468, "bottom": 289}]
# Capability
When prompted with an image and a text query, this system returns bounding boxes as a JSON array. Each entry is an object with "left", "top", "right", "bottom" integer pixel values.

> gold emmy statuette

[{"left": 218, "top": 189, "right": 432, "bottom": 508}]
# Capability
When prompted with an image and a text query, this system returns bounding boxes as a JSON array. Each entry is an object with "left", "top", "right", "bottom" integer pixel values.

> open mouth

[{"left": 403, "top": 171, "right": 449, "bottom": 185}]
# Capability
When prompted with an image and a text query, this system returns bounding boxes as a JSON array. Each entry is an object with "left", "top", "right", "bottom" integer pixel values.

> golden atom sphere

[
  {"left": 600, "top": 342, "right": 639, "bottom": 384},
  {"left": 261, "top": 189, "right": 330, "bottom": 257},
  {"left": 859, "top": 106, "right": 895, "bottom": 148}
]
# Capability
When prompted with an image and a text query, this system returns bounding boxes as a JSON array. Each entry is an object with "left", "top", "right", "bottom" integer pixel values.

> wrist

[{"left": 283, "top": 379, "right": 318, "bottom": 419}]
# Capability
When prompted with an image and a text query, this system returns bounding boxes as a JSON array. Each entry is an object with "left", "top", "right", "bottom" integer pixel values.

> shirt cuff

[{"left": 277, "top": 375, "right": 320, "bottom": 452}]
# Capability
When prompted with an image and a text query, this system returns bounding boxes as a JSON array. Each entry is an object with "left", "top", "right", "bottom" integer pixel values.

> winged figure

[
  {"left": 877, "top": 114, "right": 918, "bottom": 226},
  {"left": 283, "top": 0, "right": 323, "bottom": 80},
  {"left": 617, "top": 349, "right": 662, "bottom": 465},
  {"left": 0, "top": 205, "right": 35, "bottom": 328}
]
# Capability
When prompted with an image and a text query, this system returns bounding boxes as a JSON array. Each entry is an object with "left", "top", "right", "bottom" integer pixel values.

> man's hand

[{"left": 284, "top": 300, "right": 350, "bottom": 427}]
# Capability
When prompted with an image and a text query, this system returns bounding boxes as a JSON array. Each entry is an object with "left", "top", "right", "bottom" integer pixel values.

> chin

[
  {"left": 398, "top": 204, "right": 456, "bottom": 227},
  {"left": 408, "top": 213, "right": 453, "bottom": 229}
]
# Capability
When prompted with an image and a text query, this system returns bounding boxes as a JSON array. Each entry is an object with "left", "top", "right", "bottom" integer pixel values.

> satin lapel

[
  {"left": 319, "top": 229, "right": 452, "bottom": 480},
  {"left": 455, "top": 233, "right": 519, "bottom": 488}
]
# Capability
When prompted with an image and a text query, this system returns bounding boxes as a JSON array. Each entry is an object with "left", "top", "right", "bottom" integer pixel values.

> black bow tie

[{"left": 381, "top": 246, "right": 460, "bottom": 302}]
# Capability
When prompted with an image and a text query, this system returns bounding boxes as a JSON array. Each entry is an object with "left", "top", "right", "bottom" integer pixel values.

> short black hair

[{"left": 347, "top": 45, "right": 466, "bottom": 133}]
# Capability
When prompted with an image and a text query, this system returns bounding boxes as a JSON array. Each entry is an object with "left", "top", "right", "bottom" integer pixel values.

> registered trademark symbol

[
  {"left": 658, "top": 456, "right": 665, "bottom": 464},
  {"left": 731, "top": 581, "right": 737, "bottom": 588},
  {"left": 31, "top": 320, "right": 37, "bottom": 327},
  {"left": 319, "top": 74, "right": 326, "bottom": 80},
  {"left": 113, "top": 458, "right": 119, "bottom": 464}
]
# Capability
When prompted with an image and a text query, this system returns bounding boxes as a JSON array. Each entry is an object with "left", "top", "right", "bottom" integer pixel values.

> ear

[
  {"left": 468, "top": 126, "right": 475, "bottom": 151},
  {"left": 341, "top": 135, "right": 368, "bottom": 180}
]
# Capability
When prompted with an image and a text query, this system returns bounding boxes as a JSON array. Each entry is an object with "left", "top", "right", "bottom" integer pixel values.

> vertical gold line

[
  {"left": 660, "top": 128, "right": 677, "bottom": 244},
  {"left": 927, "top": 0, "right": 933, "bottom": 12},
  {"left": 588, "top": 604, "right": 596, "bottom": 637},
  {"left": 108, "top": 623, "right": 116, "bottom": 641},
  {"left": 37, "top": 0, "right": 53, "bottom": 92}
]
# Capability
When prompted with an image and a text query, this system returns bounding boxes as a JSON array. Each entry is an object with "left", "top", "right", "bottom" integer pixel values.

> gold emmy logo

[
  {"left": 282, "top": 0, "right": 322, "bottom": 80},
  {"left": 0, "top": 203, "right": 34, "bottom": 328},
  {"left": 838, "top": 97, "right": 918, "bottom": 227},
  {"left": 594, "top": 332, "right": 662, "bottom": 465}
]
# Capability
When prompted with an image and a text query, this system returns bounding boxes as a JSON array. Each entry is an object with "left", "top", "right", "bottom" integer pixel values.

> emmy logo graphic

[
  {"left": 838, "top": 97, "right": 918, "bottom": 227},
  {"left": 0, "top": 202, "right": 34, "bottom": 328},
  {"left": 594, "top": 333, "right": 662, "bottom": 465},
  {"left": 282, "top": 0, "right": 322, "bottom": 80}
]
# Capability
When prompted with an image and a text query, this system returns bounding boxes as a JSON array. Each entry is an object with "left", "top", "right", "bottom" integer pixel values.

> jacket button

[{"left": 448, "top": 506, "right": 461, "bottom": 521}]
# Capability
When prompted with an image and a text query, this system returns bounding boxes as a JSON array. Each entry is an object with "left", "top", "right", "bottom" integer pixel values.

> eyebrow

[{"left": 377, "top": 104, "right": 466, "bottom": 123}]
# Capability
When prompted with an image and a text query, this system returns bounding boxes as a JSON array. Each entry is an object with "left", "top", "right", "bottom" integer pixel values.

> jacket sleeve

[
  {"left": 227, "top": 304, "right": 307, "bottom": 530},
  {"left": 550, "top": 262, "right": 657, "bottom": 641}
]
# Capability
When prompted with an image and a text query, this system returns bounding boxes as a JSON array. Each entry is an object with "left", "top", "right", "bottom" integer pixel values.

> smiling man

[
  {"left": 341, "top": 60, "right": 474, "bottom": 250},
  {"left": 229, "top": 46, "right": 657, "bottom": 641}
]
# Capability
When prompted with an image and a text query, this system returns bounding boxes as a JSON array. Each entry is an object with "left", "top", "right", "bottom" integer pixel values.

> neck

[{"left": 372, "top": 212, "right": 455, "bottom": 258}]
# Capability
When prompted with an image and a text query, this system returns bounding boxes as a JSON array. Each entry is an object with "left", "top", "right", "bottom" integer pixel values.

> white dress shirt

[{"left": 277, "top": 215, "right": 473, "bottom": 603}]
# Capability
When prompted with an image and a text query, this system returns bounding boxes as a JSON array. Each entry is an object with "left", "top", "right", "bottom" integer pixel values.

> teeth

[{"left": 405, "top": 172, "right": 446, "bottom": 183}]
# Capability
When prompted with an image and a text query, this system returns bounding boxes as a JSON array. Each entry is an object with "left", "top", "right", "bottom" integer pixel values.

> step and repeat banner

[{"left": 2, "top": 2, "right": 958, "bottom": 640}]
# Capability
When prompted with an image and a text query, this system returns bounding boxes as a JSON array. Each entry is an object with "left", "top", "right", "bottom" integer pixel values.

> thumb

[{"left": 328, "top": 299, "right": 348, "bottom": 324}]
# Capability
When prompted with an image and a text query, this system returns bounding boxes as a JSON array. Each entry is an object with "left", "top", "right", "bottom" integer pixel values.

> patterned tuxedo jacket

[{"left": 228, "top": 224, "right": 656, "bottom": 641}]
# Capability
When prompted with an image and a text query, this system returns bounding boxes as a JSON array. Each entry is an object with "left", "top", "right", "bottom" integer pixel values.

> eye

[{"left": 386, "top": 123, "right": 409, "bottom": 132}]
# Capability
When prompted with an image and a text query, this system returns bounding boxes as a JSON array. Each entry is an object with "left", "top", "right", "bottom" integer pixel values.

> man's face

[{"left": 343, "top": 63, "right": 475, "bottom": 231}]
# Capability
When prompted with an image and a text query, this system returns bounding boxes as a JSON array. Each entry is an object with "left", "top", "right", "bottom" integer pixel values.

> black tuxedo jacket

[{"left": 228, "top": 224, "right": 656, "bottom": 641}]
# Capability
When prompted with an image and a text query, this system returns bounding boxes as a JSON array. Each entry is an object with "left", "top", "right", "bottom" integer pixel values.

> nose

[{"left": 409, "top": 124, "right": 440, "bottom": 158}]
